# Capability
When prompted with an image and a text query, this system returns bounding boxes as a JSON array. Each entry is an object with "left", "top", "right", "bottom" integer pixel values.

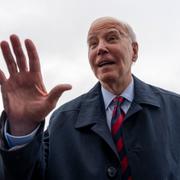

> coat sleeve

[{"left": 0, "top": 111, "right": 49, "bottom": 180}]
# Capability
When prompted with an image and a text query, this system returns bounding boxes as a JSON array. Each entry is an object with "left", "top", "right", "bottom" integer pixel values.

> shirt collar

[{"left": 101, "top": 78, "right": 134, "bottom": 110}]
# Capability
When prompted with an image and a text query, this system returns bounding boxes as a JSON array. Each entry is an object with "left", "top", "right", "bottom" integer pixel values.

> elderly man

[{"left": 0, "top": 17, "right": 180, "bottom": 180}]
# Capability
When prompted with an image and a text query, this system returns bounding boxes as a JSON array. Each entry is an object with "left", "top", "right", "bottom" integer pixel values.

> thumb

[{"left": 47, "top": 84, "right": 72, "bottom": 106}]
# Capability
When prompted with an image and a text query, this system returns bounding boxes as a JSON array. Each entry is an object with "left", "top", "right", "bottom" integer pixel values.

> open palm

[{"left": 0, "top": 35, "right": 71, "bottom": 135}]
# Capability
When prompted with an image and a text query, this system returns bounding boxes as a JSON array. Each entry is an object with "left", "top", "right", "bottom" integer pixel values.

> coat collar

[
  {"left": 75, "top": 75, "right": 161, "bottom": 129},
  {"left": 133, "top": 75, "right": 160, "bottom": 108},
  {"left": 123, "top": 75, "right": 161, "bottom": 120},
  {"left": 75, "top": 82, "right": 106, "bottom": 129}
]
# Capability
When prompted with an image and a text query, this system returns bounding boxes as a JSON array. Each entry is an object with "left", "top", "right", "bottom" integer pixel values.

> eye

[
  {"left": 107, "top": 34, "right": 119, "bottom": 42},
  {"left": 89, "top": 40, "right": 98, "bottom": 49}
]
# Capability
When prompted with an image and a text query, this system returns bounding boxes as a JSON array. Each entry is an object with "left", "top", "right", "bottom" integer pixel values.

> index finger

[
  {"left": 10, "top": 35, "right": 28, "bottom": 72},
  {"left": 25, "top": 39, "right": 41, "bottom": 72}
]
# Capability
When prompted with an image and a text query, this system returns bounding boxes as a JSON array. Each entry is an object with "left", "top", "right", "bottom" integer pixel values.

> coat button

[{"left": 107, "top": 166, "right": 117, "bottom": 178}]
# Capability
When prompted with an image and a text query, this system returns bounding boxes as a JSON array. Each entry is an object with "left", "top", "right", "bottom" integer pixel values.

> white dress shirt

[{"left": 101, "top": 78, "right": 134, "bottom": 130}]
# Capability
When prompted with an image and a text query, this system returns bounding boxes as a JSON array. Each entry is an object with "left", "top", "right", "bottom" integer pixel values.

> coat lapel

[
  {"left": 124, "top": 76, "right": 161, "bottom": 121},
  {"left": 75, "top": 83, "right": 119, "bottom": 158}
]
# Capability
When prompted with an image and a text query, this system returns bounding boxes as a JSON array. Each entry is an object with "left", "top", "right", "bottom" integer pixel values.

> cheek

[
  {"left": 125, "top": 45, "right": 134, "bottom": 60},
  {"left": 115, "top": 47, "right": 132, "bottom": 64}
]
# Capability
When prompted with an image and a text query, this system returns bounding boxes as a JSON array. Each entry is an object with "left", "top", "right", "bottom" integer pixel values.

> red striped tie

[{"left": 111, "top": 97, "right": 132, "bottom": 180}]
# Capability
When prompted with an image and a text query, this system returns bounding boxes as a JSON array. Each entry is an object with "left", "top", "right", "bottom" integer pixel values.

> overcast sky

[{"left": 0, "top": 0, "right": 180, "bottom": 121}]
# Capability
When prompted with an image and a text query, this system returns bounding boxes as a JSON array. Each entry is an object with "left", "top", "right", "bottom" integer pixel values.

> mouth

[{"left": 98, "top": 60, "right": 115, "bottom": 67}]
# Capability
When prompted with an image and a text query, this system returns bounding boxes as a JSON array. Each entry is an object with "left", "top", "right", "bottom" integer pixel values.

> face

[{"left": 87, "top": 18, "right": 138, "bottom": 90}]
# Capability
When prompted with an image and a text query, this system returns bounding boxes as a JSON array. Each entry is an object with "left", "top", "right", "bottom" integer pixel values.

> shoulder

[
  {"left": 133, "top": 75, "right": 180, "bottom": 107},
  {"left": 149, "top": 84, "right": 180, "bottom": 102},
  {"left": 56, "top": 82, "right": 101, "bottom": 112},
  {"left": 134, "top": 75, "right": 180, "bottom": 100},
  {"left": 49, "top": 82, "right": 101, "bottom": 125},
  {"left": 55, "top": 93, "right": 86, "bottom": 113},
  {"left": 50, "top": 93, "right": 86, "bottom": 121},
  {"left": 47, "top": 94, "right": 86, "bottom": 131},
  {"left": 144, "top": 82, "right": 180, "bottom": 108}
]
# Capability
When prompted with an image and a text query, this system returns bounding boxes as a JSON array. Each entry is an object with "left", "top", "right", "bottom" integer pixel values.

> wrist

[{"left": 8, "top": 120, "right": 40, "bottom": 136}]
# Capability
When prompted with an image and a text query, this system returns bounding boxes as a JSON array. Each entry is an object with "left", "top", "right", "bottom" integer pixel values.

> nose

[{"left": 97, "top": 40, "right": 109, "bottom": 56}]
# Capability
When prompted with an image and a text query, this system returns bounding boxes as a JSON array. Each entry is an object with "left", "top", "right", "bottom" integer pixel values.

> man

[{"left": 0, "top": 17, "right": 180, "bottom": 180}]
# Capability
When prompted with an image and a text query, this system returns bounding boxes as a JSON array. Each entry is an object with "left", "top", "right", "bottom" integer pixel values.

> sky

[{"left": 0, "top": 0, "right": 180, "bottom": 123}]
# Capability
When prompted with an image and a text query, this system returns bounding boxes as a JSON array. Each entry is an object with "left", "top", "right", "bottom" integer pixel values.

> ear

[{"left": 132, "top": 42, "right": 138, "bottom": 62}]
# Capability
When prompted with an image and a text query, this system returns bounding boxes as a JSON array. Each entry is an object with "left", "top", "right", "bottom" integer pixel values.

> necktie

[{"left": 111, "top": 97, "right": 132, "bottom": 180}]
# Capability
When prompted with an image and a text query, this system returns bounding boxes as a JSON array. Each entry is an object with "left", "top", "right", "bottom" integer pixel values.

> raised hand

[{"left": 0, "top": 35, "right": 72, "bottom": 136}]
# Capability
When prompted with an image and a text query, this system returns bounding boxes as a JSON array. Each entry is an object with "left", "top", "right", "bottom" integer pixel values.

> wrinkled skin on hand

[{"left": 0, "top": 35, "right": 72, "bottom": 136}]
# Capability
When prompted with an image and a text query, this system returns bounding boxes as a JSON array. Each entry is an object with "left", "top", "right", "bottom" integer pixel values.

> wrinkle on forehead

[{"left": 88, "top": 17, "right": 127, "bottom": 36}]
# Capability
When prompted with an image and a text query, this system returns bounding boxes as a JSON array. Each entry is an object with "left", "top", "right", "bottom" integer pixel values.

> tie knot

[{"left": 113, "top": 96, "right": 124, "bottom": 104}]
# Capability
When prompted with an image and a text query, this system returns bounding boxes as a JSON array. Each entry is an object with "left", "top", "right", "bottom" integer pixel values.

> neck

[{"left": 101, "top": 75, "right": 132, "bottom": 95}]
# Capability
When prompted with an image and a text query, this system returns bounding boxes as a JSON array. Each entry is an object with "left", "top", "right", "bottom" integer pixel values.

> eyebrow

[
  {"left": 87, "top": 29, "right": 120, "bottom": 43},
  {"left": 107, "top": 29, "right": 127, "bottom": 37},
  {"left": 106, "top": 30, "right": 120, "bottom": 35}
]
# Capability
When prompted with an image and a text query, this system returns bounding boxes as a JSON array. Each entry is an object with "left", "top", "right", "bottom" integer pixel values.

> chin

[{"left": 98, "top": 73, "right": 118, "bottom": 84}]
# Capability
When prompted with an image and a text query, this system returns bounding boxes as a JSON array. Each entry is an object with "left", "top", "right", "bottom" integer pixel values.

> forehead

[{"left": 88, "top": 18, "right": 126, "bottom": 38}]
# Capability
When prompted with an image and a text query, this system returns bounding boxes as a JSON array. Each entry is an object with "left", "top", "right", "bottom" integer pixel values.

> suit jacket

[{"left": 1, "top": 76, "right": 180, "bottom": 180}]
